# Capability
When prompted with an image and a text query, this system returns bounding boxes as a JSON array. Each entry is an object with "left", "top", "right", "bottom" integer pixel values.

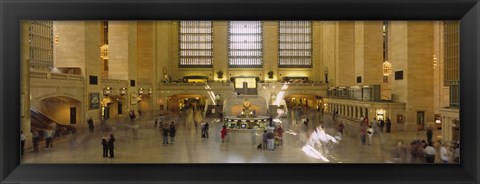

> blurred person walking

[
  {"left": 221, "top": 126, "right": 227, "bottom": 143},
  {"left": 20, "top": 131, "right": 26, "bottom": 156},
  {"left": 386, "top": 117, "right": 392, "bottom": 133},
  {"left": 169, "top": 122, "right": 176, "bottom": 144},
  {"left": 367, "top": 126, "right": 374, "bottom": 146},
  {"left": 424, "top": 143, "right": 436, "bottom": 163},
  {"left": 32, "top": 129, "right": 39, "bottom": 152},
  {"left": 162, "top": 123, "right": 170, "bottom": 144},
  {"left": 440, "top": 143, "right": 450, "bottom": 163}
]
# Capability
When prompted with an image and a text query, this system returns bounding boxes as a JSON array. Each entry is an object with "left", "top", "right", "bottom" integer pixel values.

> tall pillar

[
  {"left": 21, "top": 21, "right": 32, "bottom": 146},
  {"left": 213, "top": 21, "right": 228, "bottom": 80},
  {"left": 263, "top": 21, "right": 278, "bottom": 81},
  {"left": 390, "top": 21, "right": 434, "bottom": 131},
  {"left": 335, "top": 21, "right": 355, "bottom": 87}
]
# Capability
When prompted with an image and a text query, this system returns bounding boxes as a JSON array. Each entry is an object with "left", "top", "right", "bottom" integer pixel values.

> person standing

[
  {"left": 87, "top": 117, "right": 94, "bottom": 133},
  {"left": 426, "top": 126, "right": 433, "bottom": 146},
  {"left": 379, "top": 119, "right": 385, "bottom": 133},
  {"left": 20, "top": 131, "right": 26, "bottom": 156},
  {"left": 44, "top": 127, "right": 53, "bottom": 149},
  {"left": 220, "top": 126, "right": 227, "bottom": 143},
  {"left": 338, "top": 122, "right": 345, "bottom": 136},
  {"left": 101, "top": 134, "right": 109, "bottom": 158},
  {"left": 204, "top": 121, "right": 209, "bottom": 138},
  {"left": 169, "top": 122, "right": 176, "bottom": 144},
  {"left": 304, "top": 118, "right": 309, "bottom": 131},
  {"left": 386, "top": 117, "right": 392, "bottom": 133},
  {"left": 410, "top": 140, "right": 419, "bottom": 163},
  {"left": 162, "top": 123, "right": 169, "bottom": 145},
  {"left": 107, "top": 134, "right": 115, "bottom": 158},
  {"left": 266, "top": 130, "right": 275, "bottom": 151},
  {"left": 367, "top": 126, "right": 374, "bottom": 146},
  {"left": 424, "top": 143, "right": 436, "bottom": 163},
  {"left": 262, "top": 130, "right": 268, "bottom": 150},
  {"left": 454, "top": 143, "right": 460, "bottom": 163},
  {"left": 154, "top": 118, "right": 158, "bottom": 127},
  {"left": 275, "top": 125, "right": 284, "bottom": 145},
  {"left": 440, "top": 143, "right": 450, "bottom": 163},
  {"left": 32, "top": 129, "right": 39, "bottom": 152}
]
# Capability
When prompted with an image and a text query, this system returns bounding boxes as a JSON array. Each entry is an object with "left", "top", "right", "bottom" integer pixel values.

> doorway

[
  {"left": 118, "top": 102, "right": 123, "bottom": 114},
  {"left": 417, "top": 111, "right": 425, "bottom": 131},
  {"left": 70, "top": 107, "right": 76, "bottom": 124},
  {"left": 103, "top": 105, "right": 110, "bottom": 120}
]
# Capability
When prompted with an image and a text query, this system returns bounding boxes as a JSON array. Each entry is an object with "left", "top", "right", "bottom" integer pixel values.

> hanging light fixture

[
  {"left": 100, "top": 21, "right": 109, "bottom": 60},
  {"left": 100, "top": 44, "right": 109, "bottom": 59},
  {"left": 383, "top": 60, "right": 392, "bottom": 76}
]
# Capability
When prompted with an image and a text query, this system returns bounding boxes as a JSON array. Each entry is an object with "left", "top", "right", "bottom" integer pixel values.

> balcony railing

[{"left": 30, "top": 70, "right": 83, "bottom": 81}]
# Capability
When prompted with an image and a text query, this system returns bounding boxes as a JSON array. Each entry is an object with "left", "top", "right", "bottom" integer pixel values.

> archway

[
  {"left": 100, "top": 95, "right": 126, "bottom": 120},
  {"left": 32, "top": 96, "right": 82, "bottom": 126}
]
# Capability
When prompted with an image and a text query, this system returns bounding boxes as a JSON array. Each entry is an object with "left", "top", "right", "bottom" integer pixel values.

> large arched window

[
  {"left": 278, "top": 21, "right": 312, "bottom": 68},
  {"left": 179, "top": 21, "right": 213, "bottom": 68},
  {"left": 228, "top": 21, "right": 263, "bottom": 68}
]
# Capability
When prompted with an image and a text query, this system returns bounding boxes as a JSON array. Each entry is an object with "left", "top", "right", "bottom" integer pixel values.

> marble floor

[{"left": 21, "top": 111, "right": 443, "bottom": 164}]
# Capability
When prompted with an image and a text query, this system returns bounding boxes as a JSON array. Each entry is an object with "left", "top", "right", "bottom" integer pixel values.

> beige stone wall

[
  {"left": 362, "top": 21, "right": 383, "bottom": 85},
  {"left": 54, "top": 21, "right": 86, "bottom": 74},
  {"left": 137, "top": 21, "right": 155, "bottom": 83},
  {"left": 406, "top": 21, "right": 434, "bottom": 130},
  {"left": 84, "top": 21, "right": 102, "bottom": 123},
  {"left": 390, "top": 21, "right": 435, "bottom": 131},
  {"left": 213, "top": 21, "right": 228, "bottom": 80},
  {"left": 109, "top": 21, "right": 131, "bottom": 80},
  {"left": 321, "top": 22, "right": 336, "bottom": 84},
  {"left": 156, "top": 21, "right": 172, "bottom": 83},
  {"left": 263, "top": 21, "right": 278, "bottom": 80},
  {"left": 335, "top": 21, "right": 355, "bottom": 87},
  {"left": 390, "top": 21, "right": 408, "bottom": 103},
  {"left": 354, "top": 22, "right": 365, "bottom": 83}
]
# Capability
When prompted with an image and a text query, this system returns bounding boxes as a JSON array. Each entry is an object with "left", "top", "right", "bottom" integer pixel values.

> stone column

[{"left": 21, "top": 21, "right": 32, "bottom": 147}]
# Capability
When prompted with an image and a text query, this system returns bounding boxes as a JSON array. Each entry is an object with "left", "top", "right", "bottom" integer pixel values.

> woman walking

[
  {"left": 221, "top": 126, "right": 227, "bottom": 143},
  {"left": 101, "top": 134, "right": 109, "bottom": 158},
  {"left": 107, "top": 134, "right": 115, "bottom": 158}
]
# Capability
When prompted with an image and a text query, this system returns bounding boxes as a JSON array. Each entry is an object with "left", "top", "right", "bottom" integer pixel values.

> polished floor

[{"left": 21, "top": 110, "right": 443, "bottom": 164}]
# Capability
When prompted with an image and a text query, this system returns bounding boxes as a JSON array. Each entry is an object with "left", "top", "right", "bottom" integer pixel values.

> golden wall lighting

[
  {"left": 100, "top": 44, "right": 109, "bottom": 59},
  {"left": 119, "top": 87, "right": 127, "bottom": 96},
  {"left": 147, "top": 88, "right": 153, "bottom": 95},
  {"left": 433, "top": 55, "right": 437, "bottom": 69},
  {"left": 103, "top": 87, "right": 112, "bottom": 96},
  {"left": 382, "top": 60, "right": 392, "bottom": 76},
  {"left": 54, "top": 32, "right": 59, "bottom": 47},
  {"left": 138, "top": 88, "right": 144, "bottom": 95}
]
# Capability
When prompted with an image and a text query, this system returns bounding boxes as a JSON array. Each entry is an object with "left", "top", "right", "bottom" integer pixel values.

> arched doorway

[
  {"left": 100, "top": 95, "right": 126, "bottom": 120},
  {"left": 32, "top": 96, "right": 82, "bottom": 126}
]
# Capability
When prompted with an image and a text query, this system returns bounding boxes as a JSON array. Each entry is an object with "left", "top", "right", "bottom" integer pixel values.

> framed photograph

[
  {"left": 89, "top": 93, "right": 100, "bottom": 110},
  {"left": 2, "top": 0, "right": 480, "bottom": 184}
]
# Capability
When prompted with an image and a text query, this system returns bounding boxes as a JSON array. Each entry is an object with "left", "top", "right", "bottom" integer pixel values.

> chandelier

[
  {"left": 100, "top": 44, "right": 109, "bottom": 60},
  {"left": 383, "top": 60, "right": 392, "bottom": 76}
]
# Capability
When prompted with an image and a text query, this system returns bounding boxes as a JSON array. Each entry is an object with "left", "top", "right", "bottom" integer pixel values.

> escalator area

[{"left": 30, "top": 108, "right": 76, "bottom": 140}]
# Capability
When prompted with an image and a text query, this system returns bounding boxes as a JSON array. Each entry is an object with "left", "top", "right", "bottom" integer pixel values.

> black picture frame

[
  {"left": 89, "top": 93, "right": 100, "bottom": 110},
  {"left": 1, "top": 0, "right": 479, "bottom": 184}
]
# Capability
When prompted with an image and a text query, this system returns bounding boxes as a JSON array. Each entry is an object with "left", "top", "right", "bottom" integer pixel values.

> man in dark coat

[{"left": 87, "top": 117, "right": 94, "bottom": 133}]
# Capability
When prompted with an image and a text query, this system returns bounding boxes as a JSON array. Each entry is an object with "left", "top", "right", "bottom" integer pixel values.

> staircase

[{"left": 30, "top": 108, "right": 76, "bottom": 138}]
